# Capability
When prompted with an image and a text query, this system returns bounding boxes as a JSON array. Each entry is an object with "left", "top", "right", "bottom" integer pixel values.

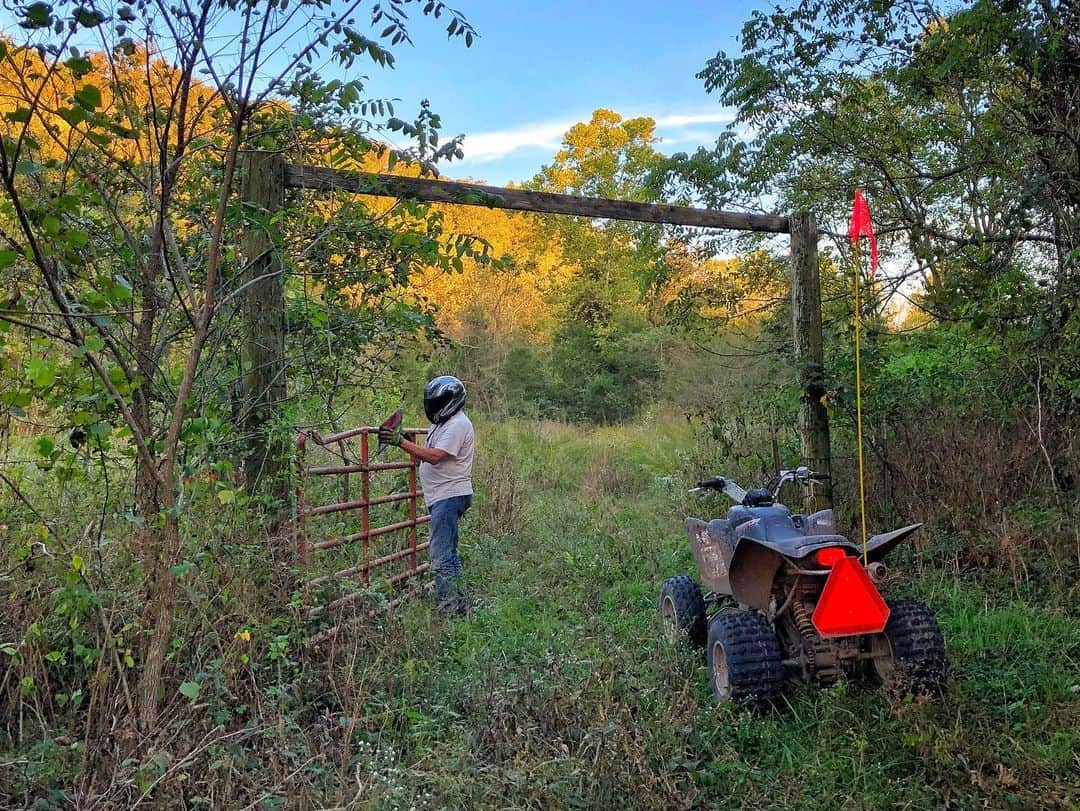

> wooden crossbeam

[
  {"left": 249, "top": 154, "right": 826, "bottom": 505},
  {"left": 283, "top": 164, "right": 789, "bottom": 234}
]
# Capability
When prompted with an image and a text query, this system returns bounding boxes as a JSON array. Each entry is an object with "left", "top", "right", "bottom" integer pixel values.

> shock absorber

[
  {"left": 792, "top": 597, "right": 842, "bottom": 682},
  {"left": 791, "top": 599, "right": 817, "bottom": 673}
]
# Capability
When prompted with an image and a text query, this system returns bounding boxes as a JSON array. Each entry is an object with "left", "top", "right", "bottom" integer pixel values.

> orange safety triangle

[{"left": 811, "top": 556, "right": 891, "bottom": 638}]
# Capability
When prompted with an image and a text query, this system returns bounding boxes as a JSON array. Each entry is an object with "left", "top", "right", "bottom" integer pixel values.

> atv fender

[
  {"left": 865, "top": 523, "right": 922, "bottom": 561},
  {"left": 684, "top": 517, "right": 734, "bottom": 594},
  {"left": 727, "top": 542, "right": 783, "bottom": 611}
]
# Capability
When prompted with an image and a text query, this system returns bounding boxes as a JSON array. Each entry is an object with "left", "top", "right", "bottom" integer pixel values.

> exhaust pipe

[{"left": 866, "top": 561, "right": 888, "bottom": 583}]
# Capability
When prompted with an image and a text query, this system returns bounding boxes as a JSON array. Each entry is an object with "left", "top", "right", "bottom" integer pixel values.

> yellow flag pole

[{"left": 853, "top": 241, "right": 869, "bottom": 564}]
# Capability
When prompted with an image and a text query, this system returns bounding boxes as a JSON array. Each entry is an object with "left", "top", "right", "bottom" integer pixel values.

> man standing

[{"left": 379, "top": 375, "right": 475, "bottom": 617}]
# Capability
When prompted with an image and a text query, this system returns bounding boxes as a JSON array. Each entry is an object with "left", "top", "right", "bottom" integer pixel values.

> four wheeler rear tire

[
  {"left": 706, "top": 610, "right": 782, "bottom": 704},
  {"left": 659, "top": 575, "right": 706, "bottom": 648},
  {"left": 871, "top": 598, "right": 948, "bottom": 696}
]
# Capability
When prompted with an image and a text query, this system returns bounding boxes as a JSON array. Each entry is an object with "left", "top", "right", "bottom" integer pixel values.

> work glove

[{"left": 377, "top": 425, "right": 402, "bottom": 448}]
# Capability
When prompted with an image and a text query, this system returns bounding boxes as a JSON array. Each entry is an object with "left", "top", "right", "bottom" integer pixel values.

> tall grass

[{"left": 1, "top": 414, "right": 1077, "bottom": 807}]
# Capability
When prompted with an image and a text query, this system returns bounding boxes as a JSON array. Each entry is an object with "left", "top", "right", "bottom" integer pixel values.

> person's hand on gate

[{"left": 378, "top": 425, "right": 402, "bottom": 448}]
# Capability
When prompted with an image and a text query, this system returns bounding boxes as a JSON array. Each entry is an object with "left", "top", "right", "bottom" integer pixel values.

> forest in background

[{"left": 0, "top": 0, "right": 1077, "bottom": 806}]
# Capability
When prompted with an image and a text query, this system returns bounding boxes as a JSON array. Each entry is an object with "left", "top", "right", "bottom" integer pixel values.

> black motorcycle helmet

[{"left": 423, "top": 375, "right": 466, "bottom": 424}]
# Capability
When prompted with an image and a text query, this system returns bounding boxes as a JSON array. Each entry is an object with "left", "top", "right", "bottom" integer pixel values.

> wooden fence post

[
  {"left": 239, "top": 151, "right": 287, "bottom": 498},
  {"left": 790, "top": 211, "right": 832, "bottom": 508}
]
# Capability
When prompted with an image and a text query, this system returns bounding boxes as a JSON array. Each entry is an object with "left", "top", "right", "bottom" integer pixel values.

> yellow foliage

[
  {"left": 0, "top": 40, "right": 224, "bottom": 170},
  {"left": 309, "top": 148, "right": 577, "bottom": 339},
  {"left": 413, "top": 202, "right": 576, "bottom": 340},
  {"left": 658, "top": 249, "right": 784, "bottom": 323}
]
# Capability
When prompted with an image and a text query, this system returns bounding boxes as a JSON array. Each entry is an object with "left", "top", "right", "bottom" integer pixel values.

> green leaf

[
  {"left": 106, "top": 282, "right": 132, "bottom": 304},
  {"left": 5, "top": 108, "right": 31, "bottom": 124},
  {"left": 0, "top": 250, "right": 18, "bottom": 269},
  {"left": 65, "top": 229, "right": 89, "bottom": 249},
  {"left": 14, "top": 160, "right": 45, "bottom": 176},
  {"left": 169, "top": 561, "right": 195, "bottom": 577},
  {"left": 82, "top": 334, "right": 105, "bottom": 352},
  {"left": 42, "top": 215, "right": 61, "bottom": 236},
  {"left": 58, "top": 106, "right": 88, "bottom": 127},
  {"left": 65, "top": 55, "right": 93, "bottom": 77},
  {"left": 45, "top": 650, "right": 63, "bottom": 663},
  {"left": 26, "top": 358, "right": 56, "bottom": 388},
  {"left": 217, "top": 489, "right": 235, "bottom": 505},
  {"left": 35, "top": 436, "right": 55, "bottom": 458},
  {"left": 71, "top": 554, "right": 84, "bottom": 573},
  {"left": 179, "top": 681, "right": 200, "bottom": 700},
  {"left": 22, "top": 3, "right": 52, "bottom": 29},
  {"left": 74, "top": 84, "right": 102, "bottom": 110},
  {"left": 74, "top": 7, "right": 105, "bottom": 27},
  {"left": 0, "top": 644, "right": 17, "bottom": 657},
  {"left": 338, "top": 83, "right": 358, "bottom": 109}
]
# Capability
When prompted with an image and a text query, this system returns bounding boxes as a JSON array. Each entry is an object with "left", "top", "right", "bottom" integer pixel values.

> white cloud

[
  {"left": 458, "top": 108, "right": 736, "bottom": 165},
  {"left": 654, "top": 111, "right": 734, "bottom": 128},
  {"left": 460, "top": 119, "right": 576, "bottom": 164},
  {"left": 658, "top": 129, "right": 715, "bottom": 146}
]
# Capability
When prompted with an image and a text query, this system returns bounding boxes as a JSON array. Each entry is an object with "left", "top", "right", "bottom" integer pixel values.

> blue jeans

[{"left": 428, "top": 494, "right": 471, "bottom": 609}]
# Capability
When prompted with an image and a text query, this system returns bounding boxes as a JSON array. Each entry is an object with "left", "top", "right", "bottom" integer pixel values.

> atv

[{"left": 659, "top": 467, "right": 947, "bottom": 704}]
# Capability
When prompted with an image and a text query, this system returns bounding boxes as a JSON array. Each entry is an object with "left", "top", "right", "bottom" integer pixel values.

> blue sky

[
  {"left": 0, "top": 1, "right": 764, "bottom": 186},
  {"left": 364, "top": 1, "right": 768, "bottom": 185}
]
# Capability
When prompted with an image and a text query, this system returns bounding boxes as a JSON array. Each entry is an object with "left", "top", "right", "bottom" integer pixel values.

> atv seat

[{"left": 729, "top": 504, "right": 853, "bottom": 558}]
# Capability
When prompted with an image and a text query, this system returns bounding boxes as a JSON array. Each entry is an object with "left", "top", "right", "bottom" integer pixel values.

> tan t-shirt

[{"left": 419, "top": 410, "right": 474, "bottom": 506}]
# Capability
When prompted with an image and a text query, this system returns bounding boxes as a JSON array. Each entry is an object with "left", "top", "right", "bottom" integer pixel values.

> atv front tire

[
  {"left": 659, "top": 575, "right": 706, "bottom": 649},
  {"left": 871, "top": 598, "right": 947, "bottom": 696},
  {"left": 706, "top": 610, "right": 782, "bottom": 704}
]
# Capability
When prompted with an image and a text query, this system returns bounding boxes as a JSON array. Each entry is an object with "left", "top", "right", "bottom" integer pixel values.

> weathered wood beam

[
  {"left": 790, "top": 211, "right": 832, "bottom": 509},
  {"left": 240, "top": 152, "right": 287, "bottom": 501},
  {"left": 284, "top": 164, "right": 789, "bottom": 234}
]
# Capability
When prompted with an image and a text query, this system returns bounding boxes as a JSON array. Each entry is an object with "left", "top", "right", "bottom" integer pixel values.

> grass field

[
  {"left": 288, "top": 415, "right": 1079, "bottom": 809},
  {"left": 2, "top": 414, "right": 1077, "bottom": 808}
]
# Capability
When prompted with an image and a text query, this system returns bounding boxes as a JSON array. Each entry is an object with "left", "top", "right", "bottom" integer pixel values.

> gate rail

[{"left": 295, "top": 425, "right": 429, "bottom": 635}]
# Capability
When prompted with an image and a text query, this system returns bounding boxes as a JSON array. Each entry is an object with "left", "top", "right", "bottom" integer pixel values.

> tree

[
  {"left": 0, "top": 0, "right": 477, "bottom": 729},
  {"left": 658, "top": 0, "right": 1078, "bottom": 412},
  {"left": 526, "top": 110, "right": 680, "bottom": 420}
]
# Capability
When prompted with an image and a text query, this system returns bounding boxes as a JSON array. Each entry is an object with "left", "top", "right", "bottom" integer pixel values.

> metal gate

[{"left": 295, "top": 425, "right": 430, "bottom": 640}]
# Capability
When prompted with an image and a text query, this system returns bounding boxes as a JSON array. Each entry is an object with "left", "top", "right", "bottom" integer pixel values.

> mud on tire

[
  {"left": 659, "top": 575, "right": 706, "bottom": 648},
  {"left": 706, "top": 610, "right": 782, "bottom": 704},
  {"left": 873, "top": 598, "right": 948, "bottom": 696}
]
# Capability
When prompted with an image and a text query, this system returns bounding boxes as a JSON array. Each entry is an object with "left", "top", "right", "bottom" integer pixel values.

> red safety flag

[{"left": 848, "top": 188, "right": 878, "bottom": 276}]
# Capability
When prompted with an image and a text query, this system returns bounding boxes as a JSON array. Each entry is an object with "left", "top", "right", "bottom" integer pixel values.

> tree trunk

[
  {"left": 137, "top": 499, "right": 180, "bottom": 730},
  {"left": 134, "top": 202, "right": 166, "bottom": 730}
]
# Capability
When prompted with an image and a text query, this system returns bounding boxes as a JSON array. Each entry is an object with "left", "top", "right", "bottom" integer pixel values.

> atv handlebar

[
  {"left": 693, "top": 476, "right": 726, "bottom": 492},
  {"left": 689, "top": 467, "right": 829, "bottom": 502},
  {"left": 772, "top": 467, "right": 830, "bottom": 496},
  {"left": 691, "top": 475, "right": 725, "bottom": 494}
]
